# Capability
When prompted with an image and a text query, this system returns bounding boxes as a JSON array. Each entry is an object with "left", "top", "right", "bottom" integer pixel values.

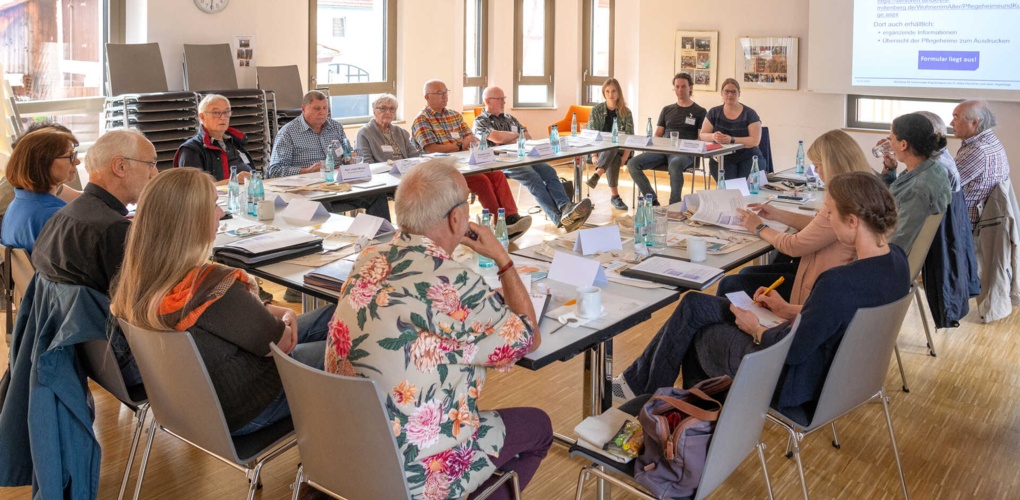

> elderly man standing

[
  {"left": 268, "top": 90, "right": 390, "bottom": 220},
  {"left": 412, "top": 80, "right": 532, "bottom": 239},
  {"left": 951, "top": 99, "right": 1011, "bottom": 224},
  {"left": 474, "top": 86, "right": 592, "bottom": 232},
  {"left": 325, "top": 159, "right": 552, "bottom": 500}
]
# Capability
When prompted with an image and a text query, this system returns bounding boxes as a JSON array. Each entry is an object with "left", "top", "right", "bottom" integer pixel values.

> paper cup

[
  {"left": 576, "top": 286, "right": 602, "bottom": 319},
  {"left": 257, "top": 200, "right": 276, "bottom": 221},
  {"left": 687, "top": 236, "right": 707, "bottom": 262}
]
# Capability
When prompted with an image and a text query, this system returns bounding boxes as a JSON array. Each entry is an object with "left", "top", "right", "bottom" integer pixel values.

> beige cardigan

[{"left": 766, "top": 204, "right": 856, "bottom": 305}]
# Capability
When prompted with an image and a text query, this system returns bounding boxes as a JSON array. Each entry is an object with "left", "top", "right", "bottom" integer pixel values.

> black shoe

[
  {"left": 586, "top": 173, "right": 601, "bottom": 189},
  {"left": 505, "top": 213, "right": 522, "bottom": 225},
  {"left": 559, "top": 199, "right": 593, "bottom": 232},
  {"left": 651, "top": 198, "right": 661, "bottom": 207},
  {"left": 258, "top": 286, "right": 274, "bottom": 303},
  {"left": 610, "top": 195, "right": 628, "bottom": 210},
  {"left": 506, "top": 215, "right": 532, "bottom": 238},
  {"left": 283, "top": 288, "right": 303, "bottom": 303}
]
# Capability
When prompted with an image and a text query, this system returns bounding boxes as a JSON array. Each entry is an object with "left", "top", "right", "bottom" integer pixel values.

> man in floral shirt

[{"left": 326, "top": 159, "right": 551, "bottom": 500}]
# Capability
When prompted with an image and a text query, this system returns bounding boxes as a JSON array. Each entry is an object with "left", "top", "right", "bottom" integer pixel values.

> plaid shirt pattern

[
  {"left": 956, "top": 129, "right": 1010, "bottom": 223},
  {"left": 472, "top": 112, "right": 525, "bottom": 145},
  {"left": 410, "top": 107, "right": 472, "bottom": 149},
  {"left": 267, "top": 116, "right": 349, "bottom": 178}
]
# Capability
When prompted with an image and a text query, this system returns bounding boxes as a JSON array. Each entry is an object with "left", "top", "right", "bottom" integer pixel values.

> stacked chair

[{"left": 256, "top": 64, "right": 307, "bottom": 140}]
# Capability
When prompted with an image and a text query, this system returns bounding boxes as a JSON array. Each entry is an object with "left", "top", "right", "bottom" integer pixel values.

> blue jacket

[
  {"left": 0, "top": 275, "right": 110, "bottom": 499},
  {"left": 922, "top": 189, "right": 981, "bottom": 328}
]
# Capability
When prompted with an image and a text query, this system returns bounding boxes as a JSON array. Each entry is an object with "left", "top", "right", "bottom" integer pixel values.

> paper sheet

[{"left": 725, "top": 291, "right": 787, "bottom": 328}]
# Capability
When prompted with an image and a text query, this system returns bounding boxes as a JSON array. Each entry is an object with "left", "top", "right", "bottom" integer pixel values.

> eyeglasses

[
  {"left": 722, "top": 89, "right": 739, "bottom": 95},
  {"left": 205, "top": 110, "right": 232, "bottom": 118},
  {"left": 428, "top": 91, "right": 449, "bottom": 97},
  {"left": 444, "top": 199, "right": 469, "bottom": 218},
  {"left": 123, "top": 157, "right": 158, "bottom": 169},
  {"left": 56, "top": 151, "right": 79, "bottom": 163},
  {"left": 375, "top": 106, "right": 397, "bottom": 112},
  {"left": 486, "top": 97, "right": 506, "bottom": 102}
]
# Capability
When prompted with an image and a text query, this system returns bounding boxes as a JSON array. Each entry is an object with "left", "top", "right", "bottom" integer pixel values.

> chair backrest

[
  {"left": 548, "top": 105, "right": 593, "bottom": 135},
  {"left": 8, "top": 247, "right": 34, "bottom": 304},
  {"left": 271, "top": 344, "right": 411, "bottom": 499},
  {"left": 182, "top": 44, "right": 238, "bottom": 91},
  {"left": 759, "top": 126, "right": 774, "bottom": 173},
  {"left": 695, "top": 317, "right": 799, "bottom": 499},
  {"left": 808, "top": 291, "right": 913, "bottom": 428},
  {"left": 256, "top": 65, "right": 305, "bottom": 110},
  {"left": 907, "top": 212, "right": 945, "bottom": 281},
  {"left": 105, "top": 43, "right": 169, "bottom": 95},
  {"left": 118, "top": 319, "right": 241, "bottom": 463},
  {"left": 80, "top": 338, "right": 144, "bottom": 408}
]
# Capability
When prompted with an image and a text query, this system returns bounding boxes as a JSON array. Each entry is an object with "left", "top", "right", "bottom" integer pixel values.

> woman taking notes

[
  {"left": 699, "top": 78, "right": 767, "bottom": 181},
  {"left": 612, "top": 172, "right": 909, "bottom": 424},
  {"left": 586, "top": 78, "right": 634, "bottom": 210}
]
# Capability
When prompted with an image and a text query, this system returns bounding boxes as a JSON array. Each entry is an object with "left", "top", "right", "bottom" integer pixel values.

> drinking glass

[
  {"left": 872, "top": 139, "right": 893, "bottom": 158},
  {"left": 670, "top": 131, "right": 680, "bottom": 148}
]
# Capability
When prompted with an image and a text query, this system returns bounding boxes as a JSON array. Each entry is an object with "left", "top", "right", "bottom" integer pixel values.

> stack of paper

[
  {"left": 214, "top": 229, "right": 323, "bottom": 266},
  {"left": 303, "top": 259, "right": 356, "bottom": 292},
  {"left": 621, "top": 255, "right": 724, "bottom": 290}
]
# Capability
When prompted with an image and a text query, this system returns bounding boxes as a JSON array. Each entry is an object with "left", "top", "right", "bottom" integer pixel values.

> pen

[{"left": 756, "top": 276, "right": 785, "bottom": 305}]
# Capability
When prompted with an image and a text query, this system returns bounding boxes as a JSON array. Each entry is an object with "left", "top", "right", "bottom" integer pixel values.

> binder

[{"left": 620, "top": 255, "right": 724, "bottom": 290}]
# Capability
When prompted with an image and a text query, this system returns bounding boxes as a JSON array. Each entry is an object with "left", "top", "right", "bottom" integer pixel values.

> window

[
  {"left": 846, "top": 95, "right": 960, "bottom": 133},
  {"left": 1, "top": 0, "right": 123, "bottom": 144},
  {"left": 581, "top": 0, "right": 613, "bottom": 105},
  {"left": 463, "top": 0, "right": 488, "bottom": 108},
  {"left": 309, "top": 0, "right": 396, "bottom": 123},
  {"left": 513, "top": 0, "right": 554, "bottom": 107}
]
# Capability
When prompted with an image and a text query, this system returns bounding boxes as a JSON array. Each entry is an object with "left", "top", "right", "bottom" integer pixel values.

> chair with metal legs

[
  {"left": 570, "top": 317, "right": 800, "bottom": 500},
  {"left": 766, "top": 291, "right": 914, "bottom": 500},
  {"left": 894, "top": 212, "right": 945, "bottom": 392}
]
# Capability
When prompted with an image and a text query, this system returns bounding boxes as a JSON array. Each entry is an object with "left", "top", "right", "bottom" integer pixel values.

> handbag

[
  {"left": 634, "top": 376, "right": 732, "bottom": 499},
  {"left": 560, "top": 177, "right": 575, "bottom": 201}
]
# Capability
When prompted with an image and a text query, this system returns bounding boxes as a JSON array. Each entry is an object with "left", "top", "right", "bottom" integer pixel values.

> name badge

[
  {"left": 685, "top": 116, "right": 697, "bottom": 126},
  {"left": 338, "top": 162, "right": 372, "bottom": 183},
  {"left": 451, "top": 131, "right": 461, "bottom": 140},
  {"left": 381, "top": 145, "right": 394, "bottom": 153}
]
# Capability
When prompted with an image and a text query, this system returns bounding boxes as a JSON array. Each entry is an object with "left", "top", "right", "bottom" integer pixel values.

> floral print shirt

[{"left": 326, "top": 232, "right": 534, "bottom": 499}]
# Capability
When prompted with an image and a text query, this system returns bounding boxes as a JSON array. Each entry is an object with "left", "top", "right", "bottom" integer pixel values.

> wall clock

[{"left": 194, "top": 0, "right": 229, "bottom": 14}]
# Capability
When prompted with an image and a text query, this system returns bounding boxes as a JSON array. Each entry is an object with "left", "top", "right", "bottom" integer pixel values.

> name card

[
  {"left": 346, "top": 213, "right": 396, "bottom": 239},
  {"left": 279, "top": 198, "right": 330, "bottom": 225},
  {"left": 390, "top": 158, "right": 421, "bottom": 175},
  {"left": 548, "top": 251, "right": 607, "bottom": 287},
  {"left": 624, "top": 135, "right": 653, "bottom": 147},
  {"left": 724, "top": 177, "right": 751, "bottom": 196},
  {"left": 579, "top": 129, "right": 604, "bottom": 141},
  {"left": 338, "top": 162, "right": 372, "bottom": 183},
  {"left": 528, "top": 143, "right": 554, "bottom": 157},
  {"left": 573, "top": 225, "right": 623, "bottom": 256},
  {"left": 678, "top": 139, "right": 708, "bottom": 153},
  {"left": 468, "top": 148, "right": 496, "bottom": 165},
  {"left": 269, "top": 194, "right": 288, "bottom": 208}
]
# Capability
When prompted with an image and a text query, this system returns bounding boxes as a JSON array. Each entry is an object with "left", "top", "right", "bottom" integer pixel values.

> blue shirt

[
  {"left": 267, "top": 115, "right": 349, "bottom": 178},
  {"left": 1, "top": 189, "right": 66, "bottom": 253},
  {"left": 705, "top": 104, "right": 763, "bottom": 163}
]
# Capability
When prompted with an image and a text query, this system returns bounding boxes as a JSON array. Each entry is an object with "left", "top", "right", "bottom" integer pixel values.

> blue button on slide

[{"left": 917, "top": 51, "right": 980, "bottom": 71}]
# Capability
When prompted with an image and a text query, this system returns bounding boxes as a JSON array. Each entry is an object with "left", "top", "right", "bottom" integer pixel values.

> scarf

[{"left": 158, "top": 264, "right": 258, "bottom": 331}]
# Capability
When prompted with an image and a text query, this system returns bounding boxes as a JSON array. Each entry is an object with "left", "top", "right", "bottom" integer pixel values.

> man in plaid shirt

[
  {"left": 951, "top": 100, "right": 1011, "bottom": 225},
  {"left": 411, "top": 80, "right": 532, "bottom": 239}
]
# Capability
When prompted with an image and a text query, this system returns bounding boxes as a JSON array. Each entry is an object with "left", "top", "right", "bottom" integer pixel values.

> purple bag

[{"left": 634, "top": 376, "right": 731, "bottom": 499}]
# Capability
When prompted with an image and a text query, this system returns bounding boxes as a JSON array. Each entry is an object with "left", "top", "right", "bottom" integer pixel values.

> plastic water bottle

[
  {"left": 517, "top": 126, "right": 526, "bottom": 157},
  {"left": 644, "top": 194, "right": 656, "bottom": 248},
  {"left": 324, "top": 140, "right": 337, "bottom": 182},
  {"left": 748, "top": 156, "right": 761, "bottom": 195},
  {"left": 646, "top": 117, "right": 653, "bottom": 138},
  {"left": 717, "top": 165, "right": 727, "bottom": 190},
  {"left": 478, "top": 209, "right": 494, "bottom": 268},
  {"left": 227, "top": 166, "right": 239, "bottom": 212},
  {"left": 549, "top": 125, "right": 560, "bottom": 154},
  {"left": 611, "top": 117, "right": 619, "bottom": 144},
  {"left": 795, "top": 140, "right": 805, "bottom": 174},
  {"left": 495, "top": 208, "right": 509, "bottom": 251},
  {"left": 571, "top": 112, "right": 578, "bottom": 137},
  {"left": 633, "top": 198, "right": 649, "bottom": 256}
]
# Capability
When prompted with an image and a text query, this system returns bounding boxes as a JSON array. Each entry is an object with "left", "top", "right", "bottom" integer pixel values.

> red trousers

[{"left": 466, "top": 172, "right": 519, "bottom": 216}]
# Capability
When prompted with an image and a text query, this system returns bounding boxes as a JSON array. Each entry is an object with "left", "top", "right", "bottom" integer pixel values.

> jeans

[
  {"left": 504, "top": 164, "right": 570, "bottom": 224},
  {"left": 715, "top": 263, "right": 799, "bottom": 302},
  {"left": 709, "top": 154, "right": 767, "bottom": 182},
  {"left": 595, "top": 149, "right": 625, "bottom": 188},
  {"left": 626, "top": 153, "right": 695, "bottom": 205},
  {"left": 469, "top": 407, "right": 553, "bottom": 500},
  {"left": 231, "top": 305, "right": 335, "bottom": 436}
]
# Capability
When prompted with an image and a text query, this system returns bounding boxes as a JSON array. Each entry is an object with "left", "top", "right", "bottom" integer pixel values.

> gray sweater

[{"left": 355, "top": 119, "right": 420, "bottom": 163}]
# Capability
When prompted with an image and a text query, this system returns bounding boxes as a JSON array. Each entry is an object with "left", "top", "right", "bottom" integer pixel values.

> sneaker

[
  {"left": 611, "top": 374, "right": 637, "bottom": 406},
  {"left": 505, "top": 213, "right": 522, "bottom": 225},
  {"left": 610, "top": 195, "right": 628, "bottom": 211},
  {"left": 258, "top": 286, "right": 274, "bottom": 303},
  {"left": 559, "top": 199, "right": 593, "bottom": 232},
  {"left": 651, "top": 198, "right": 661, "bottom": 207},
  {"left": 283, "top": 288, "right": 303, "bottom": 303},
  {"left": 586, "top": 172, "right": 601, "bottom": 189},
  {"left": 506, "top": 214, "right": 532, "bottom": 240}
]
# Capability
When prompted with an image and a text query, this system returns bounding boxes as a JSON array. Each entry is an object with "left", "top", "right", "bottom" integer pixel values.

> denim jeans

[
  {"left": 626, "top": 153, "right": 695, "bottom": 205},
  {"left": 503, "top": 164, "right": 570, "bottom": 224},
  {"left": 709, "top": 154, "right": 767, "bottom": 182}
]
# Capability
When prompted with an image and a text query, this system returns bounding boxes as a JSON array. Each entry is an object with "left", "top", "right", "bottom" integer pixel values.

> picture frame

[
  {"left": 735, "top": 37, "right": 799, "bottom": 90},
  {"left": 674, "top": 31, "right": 718, "bottom": 92}
]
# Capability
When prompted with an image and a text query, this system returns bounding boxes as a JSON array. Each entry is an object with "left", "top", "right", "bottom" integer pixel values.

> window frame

[
  {"left": 513, "top": 0, "right": 555, "bottom": 108},
  {"left": 463, "top": 0, "right": 488, "bottom": 108},
  {"left": 846, "top": 94, "right": 961, "bottom": 134},
  {"left": 581, "top": 0, "right": 613, "bottom": 106},
  {"left": 307, "top": 0, "right": 397, "bottom": 123}
]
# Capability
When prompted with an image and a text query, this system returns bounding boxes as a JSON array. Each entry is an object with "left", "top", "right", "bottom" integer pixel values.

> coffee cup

[
  {"left": 576, "top": 286, "right": 602, "bottom": 319},
  {"left": 257, "top": 200, "right": 276, "bottom": 221},
  {"left": 687, "top": 236, "right": 707, "bottom": 262}
]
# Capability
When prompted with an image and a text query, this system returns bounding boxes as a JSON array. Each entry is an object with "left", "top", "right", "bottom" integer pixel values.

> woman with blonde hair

[
  {"left": 586, "top": 78, "right": 634, "bottom": 210},
  {"left": 718, "top": 129, "right": 873, "bottom": 304},
  {"left": 111, "top": 168, "right": 333, "bottom": 435}
]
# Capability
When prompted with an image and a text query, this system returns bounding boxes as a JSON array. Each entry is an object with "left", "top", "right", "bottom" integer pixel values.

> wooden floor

[{"left": 3, "top": 165, "right": 1020, "bottom": 499}]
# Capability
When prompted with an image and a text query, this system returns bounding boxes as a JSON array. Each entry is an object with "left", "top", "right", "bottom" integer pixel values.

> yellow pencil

[{"left": 756, "top": 276, "right": 785, "bottom": 305}]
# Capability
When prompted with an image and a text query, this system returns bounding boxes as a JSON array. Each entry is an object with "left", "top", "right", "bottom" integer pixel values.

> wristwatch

[
  {"left": 456, "top": 141, "right": 463, "bottom": 150},
  {"left": 730, "top": 137, "right": 735, "bottom": 144},
  {"left": 755, "top": 223, "right": 767, "bottom": 237}
]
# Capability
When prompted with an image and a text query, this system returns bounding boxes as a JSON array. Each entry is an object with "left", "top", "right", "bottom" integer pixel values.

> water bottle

[
  {"left": 633, "top": 198, "right": 649, "bottom": 256},
  {"left": 571, "top": 112, "right": 578, "bottom": 137},
  {"left": 227, "top": 166, "right": 239, "bottom": 212},
  {"left": 717, "top": 165, "right": 727, "bottom": 190},
  {"left": 644, "top": 194, "right": 656, "bottom": 248},
  {"left": 748, "top": 156, "right": 761, "bottom": 195},
  {"left": 611, "top": 117, "right": 619, "bottom": 144},
  {"left": 478, "top": 131, "right": 488, "bottom": 150},
  {"left": 795, "top": 140, "right": 805, "bottom": 174},
  {"left": 341, "top": 137, "right": 354, "bottom": 162},
  {"left": 253, "top": 171, "right": 265, "bottom": 210},
  {"left": 646, "top": 117, "right": 653, "bottom": 138},
  {"left": 246, "top": 177, "right": 257, "bottom": 216},
  {"left": 478, "top": 209, "right": 494, "bottom": 268},
  {"left": 549, "top": 125, "right": 560, "bottom": 154},
  {"left": 495, "top": 208, "right": 509, "bottom": 251},
  {"left": 517, "top": 126, "right": 526, "bottom": 157},
  {"left": 324, "top": 140, "right": 337, "bottom": 182}
]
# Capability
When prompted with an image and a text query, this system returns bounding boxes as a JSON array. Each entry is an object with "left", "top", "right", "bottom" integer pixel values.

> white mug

[
  {"left": 257, "top": 200, "right": 276, "bottom": 221},
  {"left": 687, "top": 236, "right": 707, "bottom": 262},
  {"left": 576, "top": 286, "right": 602, "bottom": 319}
]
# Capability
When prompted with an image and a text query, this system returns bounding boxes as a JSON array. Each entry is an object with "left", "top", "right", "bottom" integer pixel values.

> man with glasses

[
  {"left": 174, "top": 94, "right": 255, "bottom": 185},
  {"left": 625, "top": 73, "right": 707, "bottom": 206},
  {"left": 474, "top": 86, "right": 593, "bottom": 232},
  {"left": 412, "top": 80, "right": 532, "bottom": 240}
]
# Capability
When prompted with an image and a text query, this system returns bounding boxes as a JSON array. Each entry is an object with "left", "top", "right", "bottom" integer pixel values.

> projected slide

[{"left": 852, "top": 0, "right": 1020, "bottom": 90}]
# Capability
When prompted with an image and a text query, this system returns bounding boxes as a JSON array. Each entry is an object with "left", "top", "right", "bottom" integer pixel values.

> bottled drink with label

[
  {"left": 611, "top": 117, "right": 619, "bottom": 144},
  {"left": 341, "top": 137, "right": 354, "bottom": 163},
  {"left": 571, "top": 112, "right": 578, "bottom": 136},
  {"left": 549, "top": 125, "right": 560, "bottom": 154},
  {"left": 478, "top": 131, "right": 488, "bottom": 150},
  {"left": 324, "top": 140, "right": 337, "bottom": 182},
  {"left": 646, "top": 117, "right": 653, "bottom": 138},
  {"left": 644, "top": 194, "right": 655, "bottom": 248},
  {"left": 717, "top": 166, "right": 727, "bottom": 190},
  {"left": 252, "top": 171, "right": 265, "bottom": 209},
  {"left": 633, "top": 198, "right": 649, "bottom": 256},
  {"left": 795, "top": 140, "right": 805, "bottom": 174},
  {"left": 517, "top": 126, "right": 526, "bottom": 157},
  {"left": 478, "top": 209, "right": 494, "bottom": 268},
  {"left": 748, "top": 156, "right": 761, "bottom": 195},
  {"left": 495, "top": 208, "right": 509, "bottom": 251},
  {"left": 227, "top": 166, "right": 239, "bottom": 212}
]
